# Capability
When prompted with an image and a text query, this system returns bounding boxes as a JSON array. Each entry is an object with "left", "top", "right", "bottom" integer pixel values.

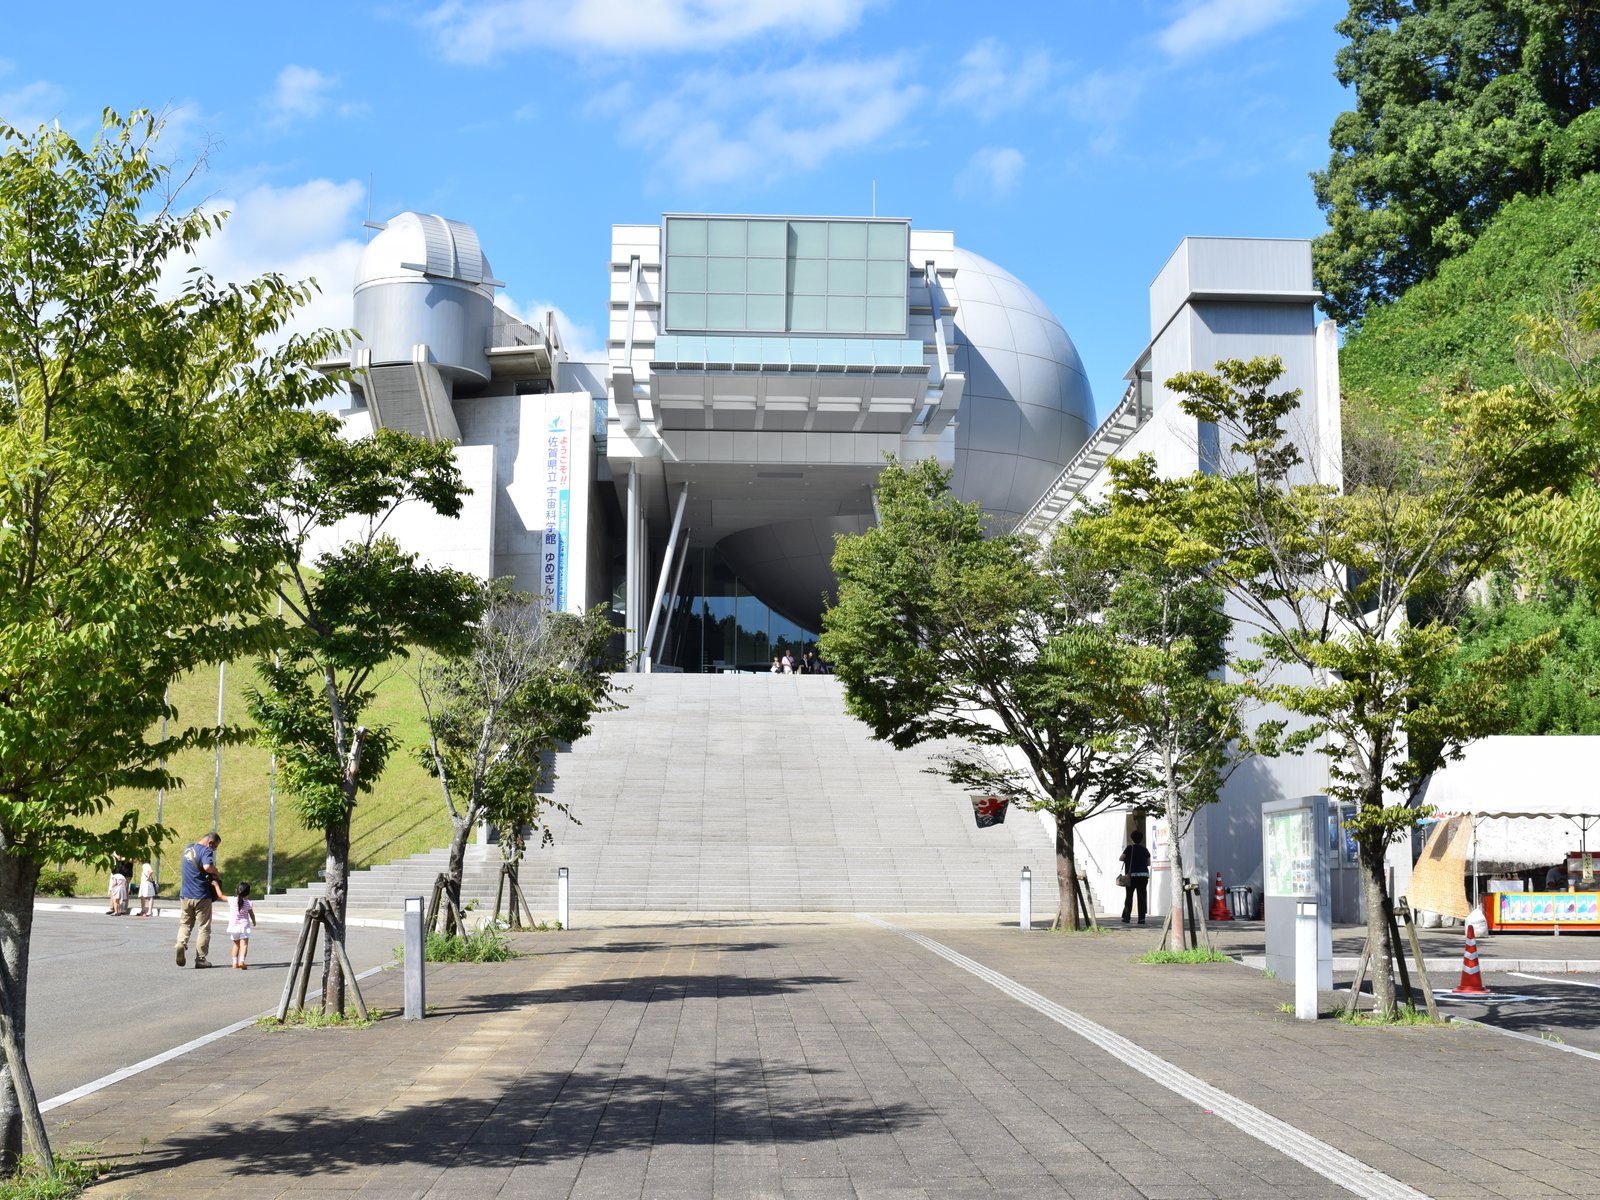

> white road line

[
  {"left": 1510, "top": 971, "right": 1600, "bottom": 990},
  {"left": 41, "top": 964, "right": 390, "bottom": 1113},
  {"left": 860, "top": 915, "right": 1430, "bottom": 1200}
]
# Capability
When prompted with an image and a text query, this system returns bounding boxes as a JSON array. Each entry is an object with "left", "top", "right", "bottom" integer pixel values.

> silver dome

[
  {"left": 353, "top": 212, "right": 497, "bottom": 382},
  {"left": 948, "top": 247, "right": 1095, "bottom": 522}
]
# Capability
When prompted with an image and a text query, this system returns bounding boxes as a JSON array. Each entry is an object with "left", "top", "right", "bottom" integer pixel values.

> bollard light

[
  {"left": 557, "top": 866, "right": 570, "bottom": 930},
  {"left": 1019, "top": 866, "right": 1032, "bottom": 932},
  {"left": 1295, "top": 900, "right": 1318, "bottom": 1020},
  {"left": 403, "top": 896, "right": 425, "bottom": 1020}
]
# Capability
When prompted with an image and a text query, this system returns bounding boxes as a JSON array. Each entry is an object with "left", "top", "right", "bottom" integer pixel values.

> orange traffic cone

[
  {"left": 1209, "top": 871, "right": 1233, "bottom": 922},
  {"left": 1447, "top": 922, "right": 1491, "bottom": 995}
]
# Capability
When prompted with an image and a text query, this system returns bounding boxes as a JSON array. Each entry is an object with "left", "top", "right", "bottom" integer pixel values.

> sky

[{"left": 2, "top": 0, "right": 1352, "bottom": 420}]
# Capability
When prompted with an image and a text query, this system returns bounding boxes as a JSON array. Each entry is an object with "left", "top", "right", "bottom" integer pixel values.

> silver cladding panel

[
  {"left": 947, "top": 247, "right": 1095, "bottom": 522},
  {"left": 353, "top": 278, "right": 492, "bottom": 381}
]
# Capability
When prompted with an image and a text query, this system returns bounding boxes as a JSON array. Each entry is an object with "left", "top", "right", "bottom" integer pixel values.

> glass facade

[
  {"left": 657, "top": 548, "right": 819, "bottom": 672},
  {"left": 664, "top": 216, "right": 909, "bottom": 337}
]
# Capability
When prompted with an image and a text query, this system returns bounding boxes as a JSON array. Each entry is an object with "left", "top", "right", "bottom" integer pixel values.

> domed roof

[
  {"left": 947, "top": 246, "right": 1095, "bottom": 522},
  {"left": 354, "top": 212, "right": 496, "bottom": 295}
]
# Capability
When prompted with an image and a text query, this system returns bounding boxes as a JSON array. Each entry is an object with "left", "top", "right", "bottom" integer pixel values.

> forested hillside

[{"left": 1338, "top": 172, "right": 1600, "bottom": 429}]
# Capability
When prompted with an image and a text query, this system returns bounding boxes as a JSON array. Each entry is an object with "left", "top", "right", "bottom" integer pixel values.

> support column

[
  {"left": 625, "top": 463, "right": 640, "bottom": 667},
  {"left": 642, "top": 483, "right": 689, "bottom": 666}
]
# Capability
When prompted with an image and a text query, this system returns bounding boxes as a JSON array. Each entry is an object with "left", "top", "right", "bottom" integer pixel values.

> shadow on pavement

[
  {"left": 518, "top": 940, "right": 783, "bottom": 958},
  {"left": 98, "top": 1059, "right": 926, "bottom": 1183},
  {"left": 429, "top": 971, "right": 843, "bottom": 1015}
]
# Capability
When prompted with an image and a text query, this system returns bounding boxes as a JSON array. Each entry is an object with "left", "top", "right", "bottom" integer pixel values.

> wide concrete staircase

[{"left": 273, "top": 673, "right": 1057, "bottom": 915}]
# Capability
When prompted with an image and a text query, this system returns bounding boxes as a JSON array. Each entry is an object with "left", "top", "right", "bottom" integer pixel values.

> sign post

[
  {"left": 557, "top": 866, "right": 570, "bottom": 930},
  {"left": 1019, "top": 867, "right": 1032, "bottom": 931}
]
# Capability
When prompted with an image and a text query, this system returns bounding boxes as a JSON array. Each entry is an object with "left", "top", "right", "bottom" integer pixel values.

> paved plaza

[{"left": 38, "top": 910, "right": 1599, "bottom": 1199}]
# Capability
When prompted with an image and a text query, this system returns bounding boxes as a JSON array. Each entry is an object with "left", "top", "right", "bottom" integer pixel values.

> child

[
  {"left": 227, "top": 882, "right": 257, "bottom": 969},
  {"left": 137, "top": 861, "right": 155, "bottom": 917}
]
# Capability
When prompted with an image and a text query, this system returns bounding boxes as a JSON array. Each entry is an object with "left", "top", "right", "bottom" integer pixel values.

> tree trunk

[
  {"left": 0, "top": 850, "right": 40, "bottom": 1173},
  {"left": 321, "top": 815, "right": 350, "bottom": 1016},
  {"left": 442, "top": 814, "right": 471, "bottom": 936},
  {"left": 1054, "top": 815, "right": 1082, "bottom": 929},
  {"left": 1358, "top": 837, "right": 1397, "bottom": 1016},
  {"left": 1165, "top": 774, "right": 1186, "bottom": 951}
]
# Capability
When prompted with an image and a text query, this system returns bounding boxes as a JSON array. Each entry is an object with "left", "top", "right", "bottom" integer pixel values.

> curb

[
  {"left": 35, "top": 901, "right": 404, "bottom": 931},
  {"left": 1238, "top": 953, "right": 1600, "bottom": 974}
]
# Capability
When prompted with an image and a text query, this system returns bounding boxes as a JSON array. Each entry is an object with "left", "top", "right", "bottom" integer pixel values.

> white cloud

[
  {"left": 944, "top": 38, "right": 1053, "bottom": 120},
  {"left": 423, "top": 0, "right": 878, "bottom": 62},
  {"left": 1156, "top": 0, "right": 1301, "bottom": 60},
  {"left": 957, "top": 146, "right": 1025, "bottom": 200},
  {"left": 166, "top": 178, "right": 367, "bottom": 344},
  {"left": 496, "top": 295, "right": 603, "bottom": 361},
  {"left": 264, "top": 65, "right": 364, "bottom": 128},
  {"left": 0, "top": 79, "right": 66, "bottom": 134},
  {"left": 622, "top": 55, "right": 923, "bottom": 188}
]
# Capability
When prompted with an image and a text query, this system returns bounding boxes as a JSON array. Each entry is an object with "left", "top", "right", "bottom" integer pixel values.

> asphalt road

[
  {"left": 24, "top": 908, "right": 402, "bottom": 1101},
  {"left": 1434, "top": 968, "right": 1600, "bottom": 1054}
]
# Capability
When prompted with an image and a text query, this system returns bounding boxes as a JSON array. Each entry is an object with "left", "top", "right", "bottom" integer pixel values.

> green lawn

[{"left": 69, "top": 654, "right": 450, "bottom": 899}]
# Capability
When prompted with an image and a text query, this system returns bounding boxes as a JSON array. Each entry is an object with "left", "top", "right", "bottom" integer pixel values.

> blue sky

[{"left": 3, "top": 0, "right": 1349, "bottom": 418}]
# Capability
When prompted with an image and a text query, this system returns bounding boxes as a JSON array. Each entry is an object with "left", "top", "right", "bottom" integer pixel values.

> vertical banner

[{"left": 541, "top": 414, "right": 571, "bottom": 610}]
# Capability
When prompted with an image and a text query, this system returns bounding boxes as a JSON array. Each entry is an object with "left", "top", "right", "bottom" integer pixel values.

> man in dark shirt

[
  {"left": 174, "top": 832, "right": 221, "bottom": 968},
  {"left": 1120, "top": 829, "right": 1152, "bottom": 925}
]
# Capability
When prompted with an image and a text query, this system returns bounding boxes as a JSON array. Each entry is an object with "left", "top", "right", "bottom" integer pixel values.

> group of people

[
  {"left": 167, "top": 831, "right": 258, "bottom": 970},
  {"left": 106, "top": 856, "right": 156, "bottom": 917},
  {"left": 769, "top": 648, "right": 824, "bottom": 674}
]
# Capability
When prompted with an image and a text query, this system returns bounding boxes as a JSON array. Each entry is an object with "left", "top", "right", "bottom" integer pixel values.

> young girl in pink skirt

[{"left": 227, "top": 882, "right": 257, "bottom": 969}]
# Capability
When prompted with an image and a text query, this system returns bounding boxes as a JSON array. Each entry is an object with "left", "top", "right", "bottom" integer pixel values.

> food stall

[{"left": 1419, "top": 737, "right": 1600, "bottom": 934}]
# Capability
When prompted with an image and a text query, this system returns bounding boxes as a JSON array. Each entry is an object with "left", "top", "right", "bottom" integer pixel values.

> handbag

[{"left": 1116, "top": 872, "right": 1128, "bottom": 887}]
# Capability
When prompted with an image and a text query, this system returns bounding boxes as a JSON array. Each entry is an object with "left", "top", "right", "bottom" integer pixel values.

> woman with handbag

[{"left": 1120, "top": 829, "right": 1151, "bottom": 925}]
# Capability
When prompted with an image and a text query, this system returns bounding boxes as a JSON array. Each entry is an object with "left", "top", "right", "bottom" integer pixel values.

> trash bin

[{"left": 1228, "top": 885, "right": 1255, "bottom": 919}]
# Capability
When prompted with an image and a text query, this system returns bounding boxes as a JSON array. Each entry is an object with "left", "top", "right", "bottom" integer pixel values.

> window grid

[{"left": 665, "top": 216, "right": 907, "bottom": 336}]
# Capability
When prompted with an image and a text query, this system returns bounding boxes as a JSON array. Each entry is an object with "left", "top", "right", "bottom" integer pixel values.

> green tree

[
  {"left": 1456, "top": 580, "right": 1600, "bottom": 734},
  {"left": 821, "top": 458, "right": 1149, "bottom": 929},
  {"left": 416, "top": 586, "right": 620, "bottom": 932},
  {"left": 1313, "top": 0, "right": 1600, "bottom": 325},
  {"left": 1073, "top": 502, "right": 1290, "bottom": 944},
  {"left": 1133, "top": 357, "right": 1561, "bottom": 1015},
  {"left": 245, "top": 414, "right": 482, "bottom": 1014},
  {"left": 0, "top": 112, "right": 337, "bottom": 1169}
]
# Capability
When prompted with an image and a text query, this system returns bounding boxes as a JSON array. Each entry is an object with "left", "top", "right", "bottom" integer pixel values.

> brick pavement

[{"left": 53, "top": 914, "right": 1600, "bottom": 1199}]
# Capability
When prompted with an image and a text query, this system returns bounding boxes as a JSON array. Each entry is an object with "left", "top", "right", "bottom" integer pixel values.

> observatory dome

[
  {"left": 353, "top": 212, "right": 497, "bottom": 382},
  {"left": 947, "top": 247, "right": 1095, "bottom": 522}
]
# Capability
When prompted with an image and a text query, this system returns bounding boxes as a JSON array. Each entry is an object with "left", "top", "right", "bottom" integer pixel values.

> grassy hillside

[
  {"left": 1340, "top": 172, "right": 1600, "bottom": 429},
  {"left": 69, "top": 654, "right": 450, "bottom": 899}
]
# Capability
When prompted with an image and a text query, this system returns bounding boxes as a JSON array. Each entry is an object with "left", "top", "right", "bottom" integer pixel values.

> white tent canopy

[{"left": 1421, "top": 736, "right": 1600, "bottom": 821}]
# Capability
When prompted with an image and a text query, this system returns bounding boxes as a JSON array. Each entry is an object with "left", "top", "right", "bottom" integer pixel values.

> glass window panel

[
  {"left": 704, "top": 336, "right": 736, "bottom": 361},
  {"left": 866, "top": 296, "right": 904, "bottom": 334},
  {"left": 789, "top": 221, "right": 827, "bottom": 258},
  {"left": 707, "top": 219, "right": 745, "bottom": 256},
  {"left": 706, "top": 293, "right": 745, "bottom": 329},
  {"left": 827, "top": 295, "right": 867, "bottom": 332},
  {"left": 788, "top": 294, "right": 826, "bottom": 331},
  {"left": 668, "top": 255, "right": 706, "bottom": 292},
  {"left": 746, "top": 294, "right": 784, "bottom": 331},
  {"left": 828, "top": 221, "right": 868, "bottom": 259},
  {"left": 669, "top": 292, "right": 706, "bottom": 329},
  {"left": 666, "top": 218, "right": 706, "bottom": 255},
  {"left": 867, "top": 259, "right": 904, "bottom": 297},
  {"left": 829, "top": 259, "right": 867, "bottom": 295},
  {"left": 790, "top": 259, "right": 826, "bottom": 295},
  {"left": 733, "top": 336, "right": 764, "bottom": 361},
  {"left": 747, "top": 257, "right": 785, "bottom": 294},
  {"left": 706, "top": 257, "right": 745, "bottom": 293},
  {"left": 867, "top": 222, "right": 907, "bottom": 260},
  {"left": 747, "top": 220, "right": 785, "bottom": 257}
]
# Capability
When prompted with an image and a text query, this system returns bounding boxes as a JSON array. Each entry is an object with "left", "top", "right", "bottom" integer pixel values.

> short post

[
  {"left": 403, "top": 896, "right": 425, "bottom": 1021},
  {"left": 1295, "top": 900, "right": 1318, "bottom": 1020},
  {"left": 557, "top": 866, "right": 570, "bottom": 930},
  {"left": 1019, "top": 866, "right": 1032, "bottom": 931}
]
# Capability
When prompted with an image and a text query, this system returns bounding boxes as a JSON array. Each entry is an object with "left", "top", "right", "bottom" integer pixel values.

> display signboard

[
  {"left": 1263, "top": 795, "right": 1333, "bottom": 990},
  {"left": 540, "top": 414, "right": 571, "bottom": 611}
]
